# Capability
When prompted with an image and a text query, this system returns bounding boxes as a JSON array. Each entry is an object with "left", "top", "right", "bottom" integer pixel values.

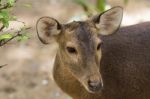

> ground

[{"left": 0, "top": 0, "right": 150, "bottom": 99}]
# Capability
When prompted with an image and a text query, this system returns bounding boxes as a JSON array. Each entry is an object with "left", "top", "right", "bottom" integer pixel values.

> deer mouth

[{"left": 81, "top": 77, "right": 104, "bottom": 93}]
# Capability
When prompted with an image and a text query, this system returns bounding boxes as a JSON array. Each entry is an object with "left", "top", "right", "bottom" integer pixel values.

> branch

[
  {"left": 0, "top": 27, "right": 31, "bottom": 47},
  {"left": 0, "top": 25, "right": 5, "bottom": 31},
  {"left": 0, "top": 0, "right": 18, "bottom": 10},
  {"left": 0, "top": 64, "right": 7, "bottom": 68},
  {"left": 0, "top": 3, "right": 10, "bottom": 10}
]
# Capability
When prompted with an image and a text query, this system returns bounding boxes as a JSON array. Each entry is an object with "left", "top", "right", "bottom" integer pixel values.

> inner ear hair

[
  {"left": 36, "top": 16, "right": 62, "bottom": 44},
  {"left": 91, "top": 6, "right": 123, "bottom": 35}
]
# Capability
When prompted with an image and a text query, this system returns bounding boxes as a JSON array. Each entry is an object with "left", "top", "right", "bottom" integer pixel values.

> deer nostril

[
  {"left": 88, "top": 81, "right": 99, "bottom": 87},
  {"left": 88, "top": 80, "right": 103, "bottom": 92}
]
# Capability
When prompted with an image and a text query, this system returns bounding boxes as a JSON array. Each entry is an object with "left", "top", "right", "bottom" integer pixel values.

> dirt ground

[{"left": 0, "top": 0, "right": 150, "bottom": 99}]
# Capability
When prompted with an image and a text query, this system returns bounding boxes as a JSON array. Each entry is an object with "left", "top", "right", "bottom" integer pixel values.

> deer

[{"left": 36, "top": 6, "right": 150, "bottom": 99}]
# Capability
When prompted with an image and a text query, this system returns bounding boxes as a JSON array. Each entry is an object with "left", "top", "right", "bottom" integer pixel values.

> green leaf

[
  {"left": 0, "top": 10, "right": 9, "bottom": 19},
  {"left": 0, "top": 14, "right": 3, "bottom": 18},
  {"left": 17, "top": 34, "right": 30, "bottom": 41},
  {"left": 0, "top": 10, "right": 10, "bottom": 27},
  {"left": 0, "top": 34, "right": 13, "bottom": 40},
  {"left": 1, "top": 18, "right": 9, "bottom": 27},
  {"left": 7, "top": 0, "right": 15, "bottom": 6},
  {"left": 97, "top": 0, "right": 106, "bottom": 12},
  {"left": 10, "top": 15, "right": 17, "bottom": 20}
]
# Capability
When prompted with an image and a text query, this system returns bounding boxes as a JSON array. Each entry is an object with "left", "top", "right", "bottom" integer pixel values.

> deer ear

[
  {"left": 92, "top": 6, "right": 123, "bottom": 35},
  {"left": 36, "top": 17, "right": 61, "bottom": 44}
]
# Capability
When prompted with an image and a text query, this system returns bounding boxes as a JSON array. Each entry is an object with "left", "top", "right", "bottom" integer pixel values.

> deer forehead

[{"left": 62, "top": 21, "right": 100, "bottom": 45}]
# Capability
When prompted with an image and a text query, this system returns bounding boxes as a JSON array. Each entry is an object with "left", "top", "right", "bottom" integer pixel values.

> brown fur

[
  {"left": 53, "top": 22, "right": 150, "bottom": 99},
  {"left": 36, "top": 7, "right": 150, "bottom": 99}
]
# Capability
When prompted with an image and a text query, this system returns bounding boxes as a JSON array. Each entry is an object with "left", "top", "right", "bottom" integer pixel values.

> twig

[
  {"left": 0, "top": 64, "right": 7, "bottom": 68},
  {"left": 14, "top": 0, "right": 18, "bottom": 3},
  {"left": 0, "top": 3, "right": 10, "bottom": 10},
  {"left": 0, "top": 25, "right": 5, "bottom": 31},
  {"left": 0, "top": 27, "right": 31, "bottom": 47},
  {"left": 0, "top": 0, "right": 18, "bottom": 10}
]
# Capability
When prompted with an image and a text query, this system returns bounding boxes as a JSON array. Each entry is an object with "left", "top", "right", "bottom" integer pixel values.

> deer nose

[{"left": 88, "top": 80, "right": 103, "bottom": 92}]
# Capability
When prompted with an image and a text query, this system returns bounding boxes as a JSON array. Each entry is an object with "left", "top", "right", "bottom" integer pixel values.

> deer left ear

[
  {"left": 92, "top": 6, "right": 123, "bottom": 35},
  {"left": 36, "top": 17, "right": 62, "bottom": 44}
]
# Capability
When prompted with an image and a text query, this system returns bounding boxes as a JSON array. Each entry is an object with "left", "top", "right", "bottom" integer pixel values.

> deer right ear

[
  {"left": 36, "top": 17, "right": 61, "bottom": 44},
  {"left": 91, "top": 7, "right": 123, "bottom": 35}
]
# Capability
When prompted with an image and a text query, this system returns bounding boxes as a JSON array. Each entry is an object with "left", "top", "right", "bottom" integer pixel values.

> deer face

[{"left": 36, "top": 7, "right": 123, "bottom": 93}]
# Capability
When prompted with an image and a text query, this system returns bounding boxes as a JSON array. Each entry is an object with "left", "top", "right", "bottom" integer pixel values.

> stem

[
  {"left": 0, "top": 25, "right": 5, "bottom": 31},
  {"left": 0, "top": 27, "right": 31, "bottom": 47},
  {"left": 0, "top": 64, "right": 7, "bottom": 68}
]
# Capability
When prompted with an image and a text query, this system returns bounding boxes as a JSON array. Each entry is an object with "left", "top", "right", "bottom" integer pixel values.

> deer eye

[
  {"left": 97, "top": 43, "right": 101, "bottom": 50},
  {"left": 66, "top": 47, "right": 77, "bottom": 54}
]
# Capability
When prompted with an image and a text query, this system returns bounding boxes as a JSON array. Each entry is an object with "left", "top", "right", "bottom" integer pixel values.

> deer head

[{"left": 36, "top": 6, "right": 123, "bottom": 93}]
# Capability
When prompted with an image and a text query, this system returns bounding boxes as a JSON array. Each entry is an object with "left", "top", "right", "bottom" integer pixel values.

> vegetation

[
  {"left": 74, "top": 0, "right": 129, "bottom": 16},
  {"left": 0, "top": 0, "right": 30, "bottom": 67},
  {"left": 0, "top": 0, "right": 30, "bottom": 47},
  {"left": 74, "top": 0, "right": 106, "bottom": 16}
]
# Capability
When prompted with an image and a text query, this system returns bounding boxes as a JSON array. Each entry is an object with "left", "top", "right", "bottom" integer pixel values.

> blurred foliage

[
  {"left": 96, "top": 0, "right": 106, "bottom": 12},
  {"left": 0, "top": 0, "right": 15, "bottom": 28},
  {"left": 0, "top": 64, "right": 7, "bottom": 68},
  {"left": 22, "top": 3, "right": 32, "bottom": 8},
  {"left": 0, "top": 0, "right": 30, "bottom": 47},
  {"left": 74, "top": 0, "right": 129, "bottom": 16},
  {"left": 74, "top": 0, "right": 106, "bottom": 16},
  {"left": 124, "top": 0, "right": 129, "bottom": 5},
  {"left": 0, "top": 33, "right": 13, "bottom": 40}
]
